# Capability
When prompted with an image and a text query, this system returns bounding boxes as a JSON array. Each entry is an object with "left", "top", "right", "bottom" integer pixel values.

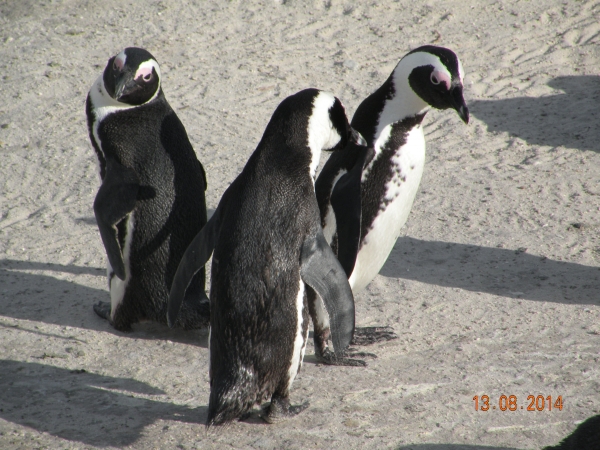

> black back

[{"left": 206, "top": 89, "right": 352, "bottom": 425}]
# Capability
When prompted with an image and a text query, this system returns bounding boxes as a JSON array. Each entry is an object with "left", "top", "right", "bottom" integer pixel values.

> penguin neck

[
  {"left": 307, "top": 144, "right": 322, "bottom": 181},
  {"left": 307, "top": 95, "right": 341, "bottom": 180},
  {"left": 374, "top": 64, "right": 430, "bottom": 143}
]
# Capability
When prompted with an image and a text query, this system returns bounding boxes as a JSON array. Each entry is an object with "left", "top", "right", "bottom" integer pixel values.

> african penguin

[
  {"left": 167, "top": 89, "right": 362, "bottom": 425},
  {"left": 310, "top": 45, "right": 469, "bottom": 363},
  {"left": 86, "top": 47, "right": 209, "bottom": 331},
  {"left": 542, "top": 414, "right": 600, "bottom": 450}
]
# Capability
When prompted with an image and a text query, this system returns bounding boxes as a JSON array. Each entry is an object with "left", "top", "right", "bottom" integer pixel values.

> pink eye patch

[
  {"left": 430, "top": 70, "right": 451, "bottom": 90},
  {"left": 135, "top": 66, "right": 153, "bottom": 81},
  {"left": 114, "top": 56, "right": 125, "bottom": 71}
]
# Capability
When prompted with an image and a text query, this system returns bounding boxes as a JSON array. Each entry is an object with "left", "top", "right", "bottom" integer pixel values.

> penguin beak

[
  {"left": 114, "top": 73, "right": 141, "bottom": 101},
  {"left": 450, "top": 85, "right": 469, "bottom": 124},
  {"left": 350, "top": 128, "right": 367, "bottom": 146}
]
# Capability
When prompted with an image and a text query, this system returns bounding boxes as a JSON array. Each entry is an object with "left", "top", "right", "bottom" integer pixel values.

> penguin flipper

[
  {"left": 330, "top": 144, "right": 374, "bottom": 277},
  {"left": 93, "top": 158, "right": 140, "bottom": 281},
  {"left": 300, "top": 231, "right": 355, "bottom": 355},
  {"left": 168, "top": 207, "right": 221, "bottom": 328}
]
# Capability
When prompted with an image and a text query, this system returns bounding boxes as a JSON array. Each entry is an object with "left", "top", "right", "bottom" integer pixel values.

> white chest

[
  {"left": 88, "top": 75, "right": 137, "bottom": 158},
  {"left": 350, "top": 126, "right": 426, "bottom": 292}
]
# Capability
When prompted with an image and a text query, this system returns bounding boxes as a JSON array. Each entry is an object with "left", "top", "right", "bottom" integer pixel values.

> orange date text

[{"left": 472, "top": 395, "right": 563, "bottom": 412}]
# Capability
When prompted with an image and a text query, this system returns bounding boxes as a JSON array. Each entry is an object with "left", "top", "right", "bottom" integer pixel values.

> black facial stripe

[
  {"left": 118, "top": 66, "right": 159, "bottom": 105},
  {"left": 407, "top": 45, "right": 461, "bottom": 80},
  {"left": 408, "top": 65, "right": 457, "bottom": 111}
]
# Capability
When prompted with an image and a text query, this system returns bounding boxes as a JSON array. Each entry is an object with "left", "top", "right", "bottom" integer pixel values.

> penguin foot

[
  {"left": 262, "top": 396, "right": 309, "bottom": 424},
  {"left": 316, "top": 347, "right": 375, "bottom": 367},
  {"left": 93, "top": 301, "right": 112, "bottom": 321},
  {"left": 237, "top": 411, "right": 253, "bottom": 421},
  {"left": 351, "top": 326, "right": 398, "bottom": 346},
  {"left": 93, "top": 301, "right": 133, "bottom": 332}
]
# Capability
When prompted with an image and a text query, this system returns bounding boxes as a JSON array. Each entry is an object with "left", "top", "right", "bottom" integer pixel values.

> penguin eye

[
  {"left": 112, "top": 61, "right": 118, "bottom": 71},
  {"left": 430, "top": 73, "right": 440, "bottom": 85},
  {"left": 143, "top": 73, "right": 153, "bottom": 82}
]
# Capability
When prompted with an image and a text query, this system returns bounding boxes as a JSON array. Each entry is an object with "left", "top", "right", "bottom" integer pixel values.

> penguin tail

[{"left": 206, "top": 366, "right": 260, "bottom": 427}]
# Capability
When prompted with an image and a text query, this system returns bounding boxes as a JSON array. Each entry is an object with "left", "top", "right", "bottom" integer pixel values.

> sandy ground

[{"left": 1, "top": 0, "right": 600, "bottom": 448}]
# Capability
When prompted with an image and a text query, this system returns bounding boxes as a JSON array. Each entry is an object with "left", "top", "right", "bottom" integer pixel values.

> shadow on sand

[
  {"left": 0, "top": 259, "right": 209, "bottom": 347},
  {"left": 380, "top": 237, "right": 600, "bottom": 305},
  {"left": 0, "top": 359, "right": 206, "bottom": 447},
  {"left": 469, "top": 75, "right": 600, "bottom": 153}
]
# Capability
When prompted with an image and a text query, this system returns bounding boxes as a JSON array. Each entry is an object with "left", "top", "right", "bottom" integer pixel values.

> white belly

[
  {"left": 287, "top": 275, "right": 308, "bottom": 391},
  {"left": 108, "top": 214, "right": 135, "bottom": 319},
  {"left": 350, "top": 127, "right": 425, "bottom": 293}
]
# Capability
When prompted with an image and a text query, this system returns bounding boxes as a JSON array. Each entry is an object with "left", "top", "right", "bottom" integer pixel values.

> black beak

[
  {"left": 451, "top": 85, "right": 469, "bottom": 124},
  {"left": 114, "top": 72, "right": 140, "bottom": 101}
]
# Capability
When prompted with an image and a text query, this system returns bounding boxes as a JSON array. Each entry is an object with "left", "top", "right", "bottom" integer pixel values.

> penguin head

[
  {"left": 263, "top": 89, "right": 363, "bottom": 178},
  {"left": 102, "top": 47, "right": 161, "bottom": 106},
  {"left": 305, "top": 90, "right": 365, "bottom": 154},
  {"left": 403, "top": 45, "right": 469, "bottom": 123}
]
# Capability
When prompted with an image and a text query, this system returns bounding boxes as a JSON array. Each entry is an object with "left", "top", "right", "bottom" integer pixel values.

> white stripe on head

[
  {"left": 135, "top": 59, "right": 161, "bottom": 83},
  {"left": 307, "top": 91, "right": 340, "bottom": 179},
  {"left": 457, "top": 57, "right": 465, "bottom": 83},
  {"left": 398, "top": 51, "right": 453, "bottom": 83},
  {"left": 375, "top": 51, "right": 454, "bottom": 140},
  {"left": 114, "top": 50, "right": 126, "bottom": 70}
]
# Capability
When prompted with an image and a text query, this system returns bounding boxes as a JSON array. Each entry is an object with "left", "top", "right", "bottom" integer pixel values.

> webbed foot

[
  {"left": 93, "top": 301, "right": 112, "bottom": 321},
  {"left": 93, "top": 301, "right": 132, "bottom": 332},
  {"left": 262, "top": 396, "right": 309, "bottom": 424},
  {"left": 351, "top": 326, "right": 398, "bottom": 346},
  {"left": 316, "top": 347, "right": 376, "bottom": 367}
]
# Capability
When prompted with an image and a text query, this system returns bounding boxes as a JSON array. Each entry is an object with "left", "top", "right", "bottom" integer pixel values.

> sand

[{"left": 1, "top": 0, "right": 599, "bottom": 448}]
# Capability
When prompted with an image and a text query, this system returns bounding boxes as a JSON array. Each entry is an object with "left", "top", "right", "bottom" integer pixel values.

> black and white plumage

[
  {"left": 310, "top": 45, "right": 469, "bottom": 362},
  {"left": 168, "top": 89, "right": 361, "bottom": 426},
  {"left": 85, "top": 47, "right": 209, "bottom": 331},
  {"left": 542, "top": 414, "right": 600, "bottom": 450}
]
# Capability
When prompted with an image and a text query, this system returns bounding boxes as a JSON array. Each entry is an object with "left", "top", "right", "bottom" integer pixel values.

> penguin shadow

[
  {"left": 380, "top": 237, "right": 600, "bottom": 305},
  {"left": 469, "top": 75, "right": 600, "bottom": 152},
  {"left": 0, "top": 359, "right": 206, "bottom": 447},
  {"left": 0, "top": 259, "right": 209, "bottom": 348},
  {"left": 395, "top": 445, "right": 518, "bottom": 450},
  {"left": 75, "top": 216, "right": 97, "bottom": 226},
  {"left": 0, "top": 0, "right": 39, "bottom": 21}
]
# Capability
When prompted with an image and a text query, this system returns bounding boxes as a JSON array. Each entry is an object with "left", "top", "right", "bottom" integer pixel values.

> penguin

[
  {"left": 309, "top": 45, "right": 469, "bottom": 364},
  {"left": 167, "top": 89, "right": 363, "bottom": 425},
  {"left": 85, "top": 47, "right": 209, "bottom": 331},
  {"left": 542, "top": 414, "right": 600, "bottom": 450}
]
